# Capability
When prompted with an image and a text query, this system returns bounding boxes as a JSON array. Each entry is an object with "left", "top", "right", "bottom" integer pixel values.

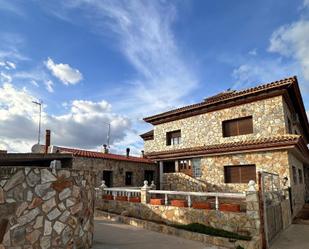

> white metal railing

[
  {"left": 96, "top": 186, "right": 141, "bottom": 201},
  {"left": 148, "top": 190, "right": 246, "bottom": 210}
]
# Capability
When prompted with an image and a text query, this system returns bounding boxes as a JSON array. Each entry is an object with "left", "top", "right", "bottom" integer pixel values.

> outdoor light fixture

[{"left": 282, "top": 176, "right": 288, "bottom": 186}]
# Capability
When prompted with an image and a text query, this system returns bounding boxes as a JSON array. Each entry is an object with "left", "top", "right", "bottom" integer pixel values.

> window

[
  {"left": 224, "top": 165, "right": 256, "bottom": 183},
  {"left": 288, "top": 118, "right": 292, "bottom": 134},
  {"left": 192, "top": 158, "right": 202, "bottom": 178},
  {"left": 298, "top": 169, "right": 303, "bottom": 184},
  {"left": 222, "top": 116, "right": 253, "bottom": 137},
  {"left": 292, "top": 166, "right": 297, "bottom": 184},
  {"left": 166, "top": 130, "right": 181, "bottom": 145},
  {"left": 125, "top": 172, "right": 133, "bottom": 186}
]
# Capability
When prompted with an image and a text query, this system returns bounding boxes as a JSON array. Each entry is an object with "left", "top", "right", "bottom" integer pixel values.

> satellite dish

[{"left": 31, "top": 144, "right": 43, "bottom": 153}]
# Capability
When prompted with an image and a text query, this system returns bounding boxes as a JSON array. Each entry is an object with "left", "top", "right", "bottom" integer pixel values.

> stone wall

[
  {"left": 163, "top": 173, "right": 207, "bottom": 192},
  {"left": 288, "top": 153, "right": 306, "bottom": 215},
  {"left": 145, "top": 96, "right": 286, "bottom": 153},
  {"left": 200, "top": 150, "right": 290, "bottom": 192},
  {"left": 96, "top": 198, "right": 259, "bottom": 236},
  {"left": 0, "top": 167, "right": 95, "bottom": 249},
  {"left": 72, "top": 157, "right": 157, "bottom": 187}
]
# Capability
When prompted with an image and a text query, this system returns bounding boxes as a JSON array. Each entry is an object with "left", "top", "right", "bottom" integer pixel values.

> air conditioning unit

[{"left": 292, "top": 113, "right": 300, "bottom": 124}]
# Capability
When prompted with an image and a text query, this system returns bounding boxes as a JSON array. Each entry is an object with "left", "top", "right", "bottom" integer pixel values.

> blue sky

[{"left": 0, "top": 0, "right": 308, "bottom": 154}]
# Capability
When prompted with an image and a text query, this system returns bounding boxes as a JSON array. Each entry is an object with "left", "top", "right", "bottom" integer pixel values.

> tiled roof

[
  {"left": 140, "top": 130, "right": 154, "bottom": 140},
  {"left": 146, "top": 135, "right": 303, "bottom": 160},
  {"left": 56, "top": 146, "right": 154, "bottom": 164},
  {"left": 144, "top": 76, "right": 296, "bottom": 123}
]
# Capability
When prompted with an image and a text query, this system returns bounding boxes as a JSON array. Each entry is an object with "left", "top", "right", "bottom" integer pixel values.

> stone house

[
  {"left": 26, "top": 130, "right": 158, "bottom": 188},
  {"left": 141, "top": 76, "right": 309, "bottom": 215},
  {"left": 50, "top": 146, "right": 157, "bottom": 188}
]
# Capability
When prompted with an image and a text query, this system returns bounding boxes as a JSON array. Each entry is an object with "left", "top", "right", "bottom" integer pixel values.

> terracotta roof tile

[
  {"left": 56, "top": 146, "right": 154, "bottom": 164},
  {"left": 146, "top": 135, "right": 302, "bottom": 159},
  {"left": 144, "top": 76, "right": 296, "bottom": 123}
]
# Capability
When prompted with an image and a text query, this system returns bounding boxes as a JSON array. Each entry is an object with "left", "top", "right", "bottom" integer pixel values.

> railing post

[
  {"left": 98, "top": 180, "right": 107, "bottom": 198},
  {"left": 215, "top": 195, "right": 219, "bottom": 211},
  {"left": 150, "top": 180, "right": 156, "bottom": 190},
  {"left": 165, "top": 194, "right": 168, "bottom": 205},
  {"left": 187, "top": 195, "right": 192, "bottom": 207},
  {"left": 141, "top": 180, "right": 150, "bottom": 204}
]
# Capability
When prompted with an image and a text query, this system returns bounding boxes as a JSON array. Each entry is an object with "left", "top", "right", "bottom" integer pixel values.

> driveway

[
  {"left": 93, "top": 218, "right": 225, "bottom": 249},
  {"left": 270, "top": 224, "right": 309, "bottom": 249}
]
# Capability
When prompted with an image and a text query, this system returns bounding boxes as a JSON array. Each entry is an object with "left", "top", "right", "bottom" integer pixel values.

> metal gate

[{"left": 260, "top": 172, "right": 284, "bottom": 248}]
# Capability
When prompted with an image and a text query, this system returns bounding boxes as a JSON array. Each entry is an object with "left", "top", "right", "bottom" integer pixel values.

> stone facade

[
  {"left": 201, "top": 150, "right": 290, "bottom": 192},
  {"left": 288, "top": 153, "right": 306, "bottom": 214},
  {"left": 145, "top": 96, "right": 287, "bottom": 152},
  {"left": 0, "top": 167, "right": 95, "bottom": 249},
  {"left": 163, "top": 173, "right": 207, "bottom": 192},
  {"left": 72, "top": 157, "right": 157, "bottom": 187}
]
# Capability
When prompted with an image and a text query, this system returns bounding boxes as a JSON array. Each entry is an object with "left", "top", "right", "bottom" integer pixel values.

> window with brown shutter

[
  {"left": 222, "top": 116, "right": 253, "bottom": 137},
  {"left": 224, "top": 165, "right": 256, "bottom": 183}
]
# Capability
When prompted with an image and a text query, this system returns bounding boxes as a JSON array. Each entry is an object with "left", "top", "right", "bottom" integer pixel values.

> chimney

[
  {"left": 103, "top": 144, "right": 109, "bottom": 154},
  {"left": 45, "top": 130, "right": 51, "bottom": 154},
  {"left": 141, "top": 150, "right": 145, "bottom": 158},
  {"left": 126, "top": 148, "right": 130, "bottom": 157}
]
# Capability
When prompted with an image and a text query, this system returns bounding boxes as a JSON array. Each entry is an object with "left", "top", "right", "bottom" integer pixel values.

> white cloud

[
  {"left": 0, "top": 83, "right": 131, "bottom": 152},
  {"left": 269, "top": 4, "right": 309, "bottom": 81},
  {"left": 44, "top": 80, "right": 54, "bottom": 93},
  {"left": 6, "top": 61, "right": 16, "bottom": 69},
  {"left": 248, "top": 49, "right": 257, "bottom": 56},
  {"left": 45, "top": 57, "right": 83, "bottom": 85},
  {"left": 0, "top": 72, "right": 12, "bottom": 83},
  {"left": 48, "top": 0, "right": 198, "bottom": 115},
  {"left": 232, "top": 59, "right": 299, "bottom": 89}
]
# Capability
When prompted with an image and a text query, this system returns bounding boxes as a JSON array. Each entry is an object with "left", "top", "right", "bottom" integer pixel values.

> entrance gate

[{"left": 260, "top": 172, "right": 284, "bottom": 248}]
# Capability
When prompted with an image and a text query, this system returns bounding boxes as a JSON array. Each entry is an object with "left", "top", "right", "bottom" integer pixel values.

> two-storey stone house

[{"left": 141, "top": 76, "right": 309, "bottom": 215}]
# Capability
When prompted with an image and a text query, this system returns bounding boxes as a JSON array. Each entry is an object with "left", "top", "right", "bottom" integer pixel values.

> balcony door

[{"left": 179, "top": 160, "right": 192, "bottom": 177}]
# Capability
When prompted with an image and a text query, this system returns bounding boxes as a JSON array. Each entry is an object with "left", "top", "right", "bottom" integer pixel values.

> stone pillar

[
  {"left": 175, "top": 160, "right": 179, "bottom": 172},
  {"left": 246, "top": 180, "right": 261, "bottom": 237},
  {"left": 159, "top": 161, "right": 164, "bottom": 190},
  {"left": 141, "top": 180, "right": 151, "bottom": 204}
]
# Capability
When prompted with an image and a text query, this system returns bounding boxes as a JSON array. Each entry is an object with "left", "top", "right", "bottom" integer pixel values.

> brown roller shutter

[
  {"left": 224, "top": 166, "right": 241, "bottom": 183},
  {"left": 223, "top": 116, "right": 253, "bottom": 137},
  {"left": 238, "top": 117, "right": 253, "bottom": 135},
  {"left": 224, "top": 165, "right": 256, "bottom": 183},
  {"left": 240, "top": 165, "right": 256, "bottom": 183}
]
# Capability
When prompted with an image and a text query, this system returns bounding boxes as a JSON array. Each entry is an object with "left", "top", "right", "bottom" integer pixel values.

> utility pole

[{"left": 32, "top": 100, "right": 43, "bottom": 144}]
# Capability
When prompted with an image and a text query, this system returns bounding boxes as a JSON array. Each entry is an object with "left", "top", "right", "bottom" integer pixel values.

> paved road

[
  {"left": 270, "top": 224, "right": 309, "bottom": 249},
  {"left": 93, "top": 218, "right": 223, "bottom": 249}
]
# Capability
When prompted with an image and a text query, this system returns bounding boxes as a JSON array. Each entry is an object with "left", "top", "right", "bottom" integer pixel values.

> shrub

[{"left": 173, "top": 223, "right": 251, "bottom": 241}]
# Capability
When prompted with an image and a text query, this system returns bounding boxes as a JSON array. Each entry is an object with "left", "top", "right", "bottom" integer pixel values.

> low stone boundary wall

[
  {"left": 96, "top": 194, "right": 259, "bottom": 237},
  {"left": 0, "top": 167, "right": 95, "bottom": 249},
  {"left": 95, "top": 209, "right": 261, "bottom": 249}
]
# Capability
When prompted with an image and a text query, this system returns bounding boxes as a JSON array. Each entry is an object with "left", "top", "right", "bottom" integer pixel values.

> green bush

[{"left": 173, "top": 223, "right": 251, "bottom": 241}]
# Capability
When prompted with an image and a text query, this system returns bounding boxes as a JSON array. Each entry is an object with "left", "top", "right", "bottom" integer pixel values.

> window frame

[
  {"left": 222, "top": 116, "right": 253, "bottom": 137},
  {"left": 224, "top": 165, "right": 256, "bottom": 184},
  {"left": 166, "top": 130, "right": 181, "bottom": 146}
]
